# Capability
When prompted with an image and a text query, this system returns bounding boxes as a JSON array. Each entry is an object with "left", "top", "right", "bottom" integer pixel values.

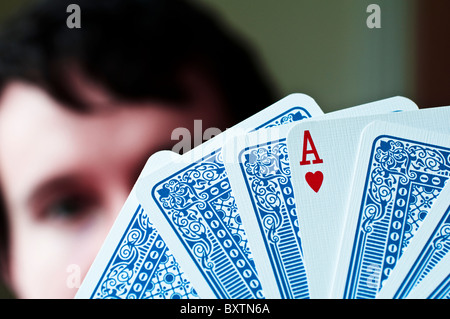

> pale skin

[{"left": 0, "top": 69, "right": 231, "bottom": 298}]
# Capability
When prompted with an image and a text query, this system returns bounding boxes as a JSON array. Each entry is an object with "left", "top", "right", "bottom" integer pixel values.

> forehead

[
  {"left": 0, "top": 81, "right": 72, "bottom": 139},
  {"left": 0, "top": 81, "right": 77, "bottom": 173}
]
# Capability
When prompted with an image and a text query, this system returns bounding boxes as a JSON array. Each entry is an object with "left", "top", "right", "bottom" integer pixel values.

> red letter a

[{"left": 299, "top": 130, "right": 323, "bottom": 166}]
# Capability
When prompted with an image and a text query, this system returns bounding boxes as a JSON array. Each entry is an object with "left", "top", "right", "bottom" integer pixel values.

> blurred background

[
  {"left": 2, "top": 0, "right": 448, "bottom": 112},
  {"left": 0, "top": 0, "right": 449, "bottom": 298},
  {"left": 192, "top": 0, "right": 449, "bottom": 110}
]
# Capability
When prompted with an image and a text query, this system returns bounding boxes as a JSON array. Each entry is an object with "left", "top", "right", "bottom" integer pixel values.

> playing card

[
  {"left": 222, "top": 97, "right": 418, "bottom": 298},
  {"left": 135, "top": 94, "right": 323, "bottom": 299},
  {"left": 332, "top": 120, "right": 450, "bottom": 299},
  {"left": 321, "top": 96, "right": 417, "bottom": 120},
  {"left": 287, "top": 105, "right": 450, "bottom": 299},
  {"left": 406, "top": 251, "right": 450, "bottom": 299},
  {"left": 376, "top": 182, "right": 450, "bottom": 299},
  {"left": 75, "top": 150, "right": 197, "bottom": 299}
]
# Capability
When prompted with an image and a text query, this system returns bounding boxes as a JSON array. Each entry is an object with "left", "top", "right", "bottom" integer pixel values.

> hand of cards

[{"left": 75, "top": 94, "right": 450, "bottom": 299}]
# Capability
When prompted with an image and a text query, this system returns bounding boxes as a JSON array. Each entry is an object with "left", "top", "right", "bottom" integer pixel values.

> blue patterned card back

[
  {"left": 393, "top": 205, "right": 450, "bottom": 298},
  {"left": 238, "top": 140, "right": 309, "bottom": 299},
  {"left": 151, "top": 151, "right": 262, "bottom": 298},
  {"left": 90, "top": 205, "right": 198, "bottom": 299},
  {"left": 428, "top": 272, "right": 450, "bottom": 299},
  {"left": 252, "top": 107, "right": 311, "bottom": 131},
  {"left": 344, "top": 135, "right": 450, "bottom": 299}
]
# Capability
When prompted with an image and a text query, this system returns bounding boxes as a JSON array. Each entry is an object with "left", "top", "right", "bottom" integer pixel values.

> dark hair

[{"left": 0, "top": 0, "right": 276, "bottom": 279}]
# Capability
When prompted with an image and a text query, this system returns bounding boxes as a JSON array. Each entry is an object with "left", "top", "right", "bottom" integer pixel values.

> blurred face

[{"left": 0, "top": 74, "right": 230, "bottom": 298}]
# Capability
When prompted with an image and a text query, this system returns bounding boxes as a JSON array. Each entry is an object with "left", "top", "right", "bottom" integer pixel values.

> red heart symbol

[{"left": 305, "top": 171, "right": 323, "bottom": 193}]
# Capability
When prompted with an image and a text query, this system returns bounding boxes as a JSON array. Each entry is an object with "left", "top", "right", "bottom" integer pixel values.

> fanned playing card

[
  {"left": 406, "top": 250, "right": 450, "bottom": 299},
  {"left": 377, "top": 181, "right": 450, "bottom": 299},
  {"left": 332, "top": 120, "right": 450, "bottom": 299}
]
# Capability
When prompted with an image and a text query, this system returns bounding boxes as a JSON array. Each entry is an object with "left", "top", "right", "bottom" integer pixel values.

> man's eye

[{"left": 44, "top": 195, "right": 98, "bottom": 221}]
